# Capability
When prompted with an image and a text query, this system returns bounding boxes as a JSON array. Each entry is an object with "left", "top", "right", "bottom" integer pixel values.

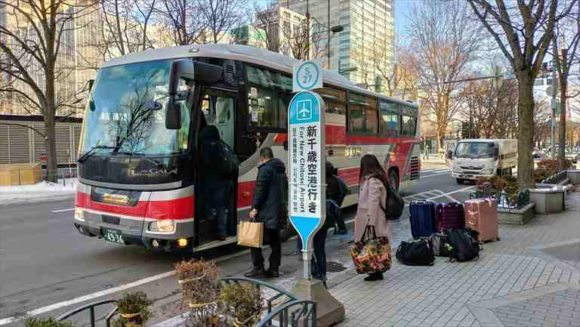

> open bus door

[{"left": 194, "top": 89, "right": 239, "bottom": 246}]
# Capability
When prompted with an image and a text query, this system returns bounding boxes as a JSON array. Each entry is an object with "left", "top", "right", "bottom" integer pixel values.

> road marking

[{"left": 52, "top": 208, "right": 75, "bottom": 213}]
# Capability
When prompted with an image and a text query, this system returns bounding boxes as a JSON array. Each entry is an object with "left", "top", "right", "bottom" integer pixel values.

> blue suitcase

[{"left": 409, "top": 201, "right": 437, "bottom": 239}]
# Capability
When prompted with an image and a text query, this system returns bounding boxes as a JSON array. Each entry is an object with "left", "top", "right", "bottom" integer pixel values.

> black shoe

[
  {"left": 364, "top": 273, "right": 384, "bottom": 282},
  {"left": 265, "top": 268, "right": 279, "bottom": 278},
  {"left": 244, "top": 267, "right": 265, "bottom": 278}
]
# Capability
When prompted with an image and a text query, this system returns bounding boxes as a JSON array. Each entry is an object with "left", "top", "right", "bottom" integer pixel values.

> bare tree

[
  {"left": 534, "top": 98, "right": 552, "bottom": 147},
  {"left": 459, "top": 77, "right": 519, "bottom": 139},
  {"left": 468, "top": 0, "right": 577, "bottom": 187},
  {"left": 408, "top": 0, "right": 479, "bottom": 151},
  {"left": 198, "top": 0, "right": 247, "bottom": 44},
  {"left": 552, "top": 4, "right": 580, "bottom": 168},
  {"left": 99, "top": 0, "right": 157, "bottom": 58},
  {"left": 278, "top": 18, "right": 324, "bottom": 60},
  {"left": 252, "top": 2, "right": 280, "bottom": 51},
  {"left": 0, "top": 0, "right": 97, "bottom": 182},
  {"left": 157, "top": 0, "right": 207, "bottom": 46},
  {"left": 373, "top": 43, "right": 419, "bottom": 100}
]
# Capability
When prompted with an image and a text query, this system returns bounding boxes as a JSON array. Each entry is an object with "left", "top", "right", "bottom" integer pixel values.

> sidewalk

[
  {"left": 0, "top": 178, "right": 77, "bottom": 205},
  {"left": 331, "top": 191, "right": 580, "bottom": 327},
  {"left": 155, "top": 191, "right": 580, "bottom": 326}
]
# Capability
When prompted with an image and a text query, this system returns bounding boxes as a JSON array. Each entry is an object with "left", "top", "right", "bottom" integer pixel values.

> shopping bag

[
  {"left": 350, "top": 225, "right": 391, "bottom": 274},
  {"left": 237, "top": 220, "right": 264, "bottom": 248}
]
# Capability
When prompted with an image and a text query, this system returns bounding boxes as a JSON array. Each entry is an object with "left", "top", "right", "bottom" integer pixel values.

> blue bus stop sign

[{"left": 288, "top": 91, "right": 326, "bottom": 273}]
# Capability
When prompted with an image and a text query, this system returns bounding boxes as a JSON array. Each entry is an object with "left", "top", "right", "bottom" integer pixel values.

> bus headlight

[
  {"left": 149, "top": 220, "right": 176, "bottom": 233},
  {"left": 74, "top": 208, "right": 85, "bottom": 222}
]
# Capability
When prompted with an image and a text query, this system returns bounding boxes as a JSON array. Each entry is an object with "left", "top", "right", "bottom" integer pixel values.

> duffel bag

[
  {"left": 350, "top": 225, "right": 391, "bottom": 274},
  {"left": 396, "top": 238, "right": 435, "bottom": 266}
]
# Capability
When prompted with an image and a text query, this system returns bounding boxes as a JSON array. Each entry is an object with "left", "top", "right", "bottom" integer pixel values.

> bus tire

[
  {"left": 456, "top": 178, "right": 464, "bottom": 184},
  {"left": 389, "top": 169, "right": 399, "bottom": 191}
]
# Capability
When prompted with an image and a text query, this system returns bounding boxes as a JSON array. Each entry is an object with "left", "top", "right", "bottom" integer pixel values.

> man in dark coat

[{"left": 245, "top": 147, "right": 286, "bottom": 278}]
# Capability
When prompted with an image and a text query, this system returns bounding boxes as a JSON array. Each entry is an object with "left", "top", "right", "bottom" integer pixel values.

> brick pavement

[{"left": 330, "top": 191, "right": 580, "bottom": 327}]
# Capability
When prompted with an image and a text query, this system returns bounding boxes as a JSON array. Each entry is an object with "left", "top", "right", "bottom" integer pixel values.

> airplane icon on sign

[{"left": 297, "top": 100, "right": 312, "bottom": 121}]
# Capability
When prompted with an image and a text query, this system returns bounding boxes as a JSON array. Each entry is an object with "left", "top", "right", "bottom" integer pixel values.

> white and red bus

[{"left": 74, "top": 44, "right": 421, "bottom": 252}]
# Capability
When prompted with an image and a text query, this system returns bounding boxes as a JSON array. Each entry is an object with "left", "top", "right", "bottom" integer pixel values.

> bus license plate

[{"left": 102, "top": 228, "right": 124, "bottom": 244}]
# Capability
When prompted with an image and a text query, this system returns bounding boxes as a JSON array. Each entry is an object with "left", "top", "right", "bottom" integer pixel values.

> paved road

[{"left": 0, "top": 168, "right": 471, "bottom": 325}]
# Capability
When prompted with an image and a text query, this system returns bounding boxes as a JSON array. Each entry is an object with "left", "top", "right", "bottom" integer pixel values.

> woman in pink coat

[{"left": 354, "top": 154, "right": 391, "bottom": 281}]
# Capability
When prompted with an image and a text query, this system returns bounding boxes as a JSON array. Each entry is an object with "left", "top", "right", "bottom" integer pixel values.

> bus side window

[
  {"left": 245, "top": 65, "right": 288, "bottom": 131},
  {"left": 401, "top": 106, "right": 417, "bottom": 136},
  {"left": 379, "top": 100, "right": 400, "bottom": 137},
  {"left": 348, "top": 93, "right": 378, "bottom": 135},
  {"left": 317, "top": 87, "right": 346, "bottom": 115}
]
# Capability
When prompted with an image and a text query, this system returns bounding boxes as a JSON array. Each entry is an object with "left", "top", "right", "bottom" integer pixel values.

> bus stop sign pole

[
  {"left": 288, "top": 91, "right": 326, "bottom": 279},
  {"left": 289, "top": 60, "right": 345, "bottom": 326}
]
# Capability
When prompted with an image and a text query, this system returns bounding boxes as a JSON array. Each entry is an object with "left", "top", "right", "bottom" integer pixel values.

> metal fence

[{"left": 0, "top": 115, "right": 82, "bottom": 166}]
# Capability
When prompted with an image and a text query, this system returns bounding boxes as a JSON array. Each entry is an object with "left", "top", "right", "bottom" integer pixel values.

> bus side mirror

[
  {"left": 493, "top": 148, "right": 499, "bottom": 160},
  {"left": 166, "top": 60, "right": 195, "bottom": 129}
]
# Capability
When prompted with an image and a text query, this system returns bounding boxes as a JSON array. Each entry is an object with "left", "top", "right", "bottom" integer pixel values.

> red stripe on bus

[{"left": 76, "top": 192, "right": 194, "bottom": 220}]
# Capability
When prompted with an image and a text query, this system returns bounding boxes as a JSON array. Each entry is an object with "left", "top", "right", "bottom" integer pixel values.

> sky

[{"left": 395, "top": 0, "right": 418, "bottom": 38}]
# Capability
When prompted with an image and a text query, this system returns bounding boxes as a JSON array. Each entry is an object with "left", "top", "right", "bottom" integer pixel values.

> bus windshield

[
  {"left": 455, "top": 142, "right": 497, "bottom": 159},
  {"left": 80, "top": 60, "right": 190, "bottom": 157}
]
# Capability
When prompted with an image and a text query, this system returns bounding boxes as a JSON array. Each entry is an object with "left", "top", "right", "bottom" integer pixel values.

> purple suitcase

[{"left": 436, "top": 202, "right": 465, "bottom": 231}]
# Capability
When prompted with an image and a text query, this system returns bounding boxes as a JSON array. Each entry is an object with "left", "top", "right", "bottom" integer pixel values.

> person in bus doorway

[
  {"left": 245, "top": 147, "right": 286, "bottom": 278},
  {"left": 354, "top": 154, "right": 391, "bottom": 282},
  {"left": 198, "top": 125, "right": 237, "bottom": 241}
]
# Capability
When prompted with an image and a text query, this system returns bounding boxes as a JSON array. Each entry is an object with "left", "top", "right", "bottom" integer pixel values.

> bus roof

[{"left": 101, "top": 44, "right": 418, "bottom": 108}]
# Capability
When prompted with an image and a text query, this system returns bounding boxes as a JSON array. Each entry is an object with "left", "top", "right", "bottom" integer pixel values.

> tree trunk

[
  {"left": 436, "top": 130, "right": 442, "bottom": 152},
  {"left": 558, "top": 82, "right": 567, "bottom": 170},
  {"left": 44, "top": 112, "right": 58, "bottom": 183},
  {"left": 516, "top": 74, "right": 535, "bottom": 188},
  {"left": 45, "top": 65, "right": 58, "bottom": 183}
]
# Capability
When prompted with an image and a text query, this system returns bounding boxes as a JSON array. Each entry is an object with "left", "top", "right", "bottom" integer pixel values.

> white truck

[{"left": 448, "top": 139, "right": 517, "bottom": 184}]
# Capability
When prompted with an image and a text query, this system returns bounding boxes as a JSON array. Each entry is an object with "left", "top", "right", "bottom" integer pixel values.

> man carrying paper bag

[{"left": 241, "top": 147, "right": 287, "bottom": 278}]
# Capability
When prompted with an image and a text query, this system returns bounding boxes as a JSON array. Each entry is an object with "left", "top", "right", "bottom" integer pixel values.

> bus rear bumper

[{"left": 74, "top": 209, "right": 194, "bottom": 251}]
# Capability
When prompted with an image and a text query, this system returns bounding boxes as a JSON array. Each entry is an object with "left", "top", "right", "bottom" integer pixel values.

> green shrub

[{"left": 24, "top": 317, "right": 73, "bottom": 327}]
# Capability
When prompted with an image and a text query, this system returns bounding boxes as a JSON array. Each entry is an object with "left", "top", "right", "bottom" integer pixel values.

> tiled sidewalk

[{"left": 331, "top": 192, "right": 580, "bottom": 327}]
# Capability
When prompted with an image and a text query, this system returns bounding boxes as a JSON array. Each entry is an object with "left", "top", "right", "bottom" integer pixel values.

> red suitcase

[
  {"left": 465, "top": 198, "right": 499, "bottom": 242},
  {"left": 436, "top": 202, "right": 465, "bottom": 231}
]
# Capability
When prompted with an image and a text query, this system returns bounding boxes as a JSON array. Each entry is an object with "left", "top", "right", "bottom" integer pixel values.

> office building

[{"left": 280, "top": 0, "right": 395, "bottom": 93}]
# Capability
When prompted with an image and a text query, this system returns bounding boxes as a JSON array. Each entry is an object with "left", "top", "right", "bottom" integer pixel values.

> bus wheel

[
  {"left": 389, "top": 169, "right": 399, "bottom": 191},
  {"left": 456, "top": 178, "right": 464, "bottom": 184}
]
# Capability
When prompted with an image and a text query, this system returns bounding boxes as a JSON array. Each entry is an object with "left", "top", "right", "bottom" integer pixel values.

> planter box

[
  {"left": 529, "top": 188, "right": 565, "bottom": 214},
  {"left": 568, "top": 170, "right": 580, "bottom": 185},
  {"left": 498, "top": 202, "right": 536, "bottom": 225}
]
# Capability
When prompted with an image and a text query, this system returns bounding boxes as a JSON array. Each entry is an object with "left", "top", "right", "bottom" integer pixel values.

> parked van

[{"left": 448, "top": 139, "right": 517, "bottom": 184}]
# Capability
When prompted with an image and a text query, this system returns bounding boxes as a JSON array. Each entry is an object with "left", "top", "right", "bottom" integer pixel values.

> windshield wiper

[{"left": 77, "top": 145, "right": 119, "bottom": 163}]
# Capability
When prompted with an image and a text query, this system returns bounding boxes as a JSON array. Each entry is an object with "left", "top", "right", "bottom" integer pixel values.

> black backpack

[
  {"left": 381, "top": 182, "right": 404, "bottom": 220},
  {"left": 396, "top": 238, "right": 435, "bottom": 266},
  {"left": 446, "top": 229, "right": 480, "bottom": 262}
]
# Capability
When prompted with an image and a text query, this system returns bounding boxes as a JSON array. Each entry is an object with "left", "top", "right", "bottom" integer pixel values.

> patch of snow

[{"left": 0, "top": 178, "right": 77, "bottom": 203}]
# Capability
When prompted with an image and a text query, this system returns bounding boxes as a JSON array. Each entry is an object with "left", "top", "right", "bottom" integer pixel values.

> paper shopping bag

[{"left": 237, "top": 221, "right": 264, "bottom": 248}]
